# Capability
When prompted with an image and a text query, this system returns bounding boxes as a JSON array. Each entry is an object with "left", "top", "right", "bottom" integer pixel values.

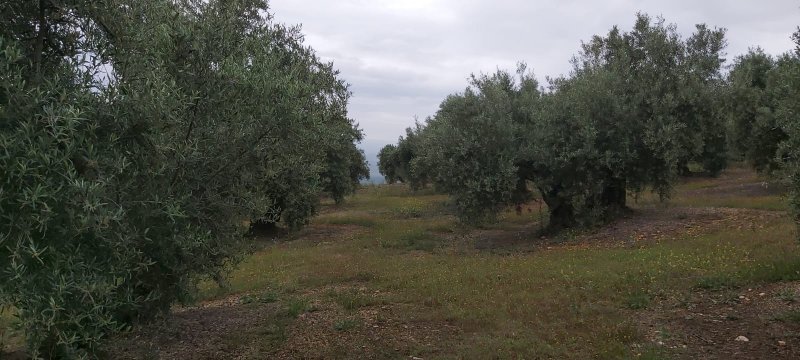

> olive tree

[
  {"left": 413, "top": 68, "right": 539, "bottom": 222},
  {"left": 524, "top": 14, "right": 726, "bottom": 227},
  {"left": 725, "top": 49, "right": 785, "bottom": 173},
  {"left": 321, "top": 124, "right": 370, "bottom": 205},
  {"left": 0, "top": 0, "right": 360, "bottom": 356},
  {"left": 378, "top": 144, "right": 402, "bottom": 184},
  {"left": 385, "top": 14, "right": 727, "bottom": 229},
  {"left": 377, "top": 123, "right": 428, "bottom": 188},
  {"left": 774, "top": 29, "right": 800, "bottom": 224}
]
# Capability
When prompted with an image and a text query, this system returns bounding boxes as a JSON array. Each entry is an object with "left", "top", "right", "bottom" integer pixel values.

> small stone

[
  {"left": 778, "top": 340, "right": 787, "bottom": 346},
  {"left": 735, "top": 335, "right": 749, "bottom": 342},
  {"left": 657, "top": 341, "right": 664, "bottom": 346},
  {"left": 758, "top": 292, "right": 766, "bottom": 296},
  {"left": 739, "top": 295, "right": 745, "bottom": 299}
]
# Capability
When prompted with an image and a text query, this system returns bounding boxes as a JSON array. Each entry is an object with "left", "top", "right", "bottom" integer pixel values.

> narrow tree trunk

[
  {"left": 601, "top": 177, "right": 627, "bottom": 210},
  {"left": 34, "top": 0, "right": 48, "bottom": 80}
]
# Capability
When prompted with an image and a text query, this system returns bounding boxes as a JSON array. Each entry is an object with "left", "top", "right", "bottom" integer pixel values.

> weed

[
  {"left": 342, "top": 271, "right": 375, "bottom": 283},
  {"left": 634, "top": 344, "right": 671, "bottom": 360},
  {"left": 625, "top": 292, "right": 651, "bottom": 310},
  {"left": 392, "top": 204, "right": 424, "bottom": 219},
  {"left": 773, "top": 309, "right": 800, "bottom": 323},
  {"left": 777, "top": 288, "right": 797, "bottom": 303},
  {"left": 316, "top": 213, "right": 378, "bottom": 228},
  {"left": 746, "top": 258, "right": 800, "bottom": 282},
  {"left": 695, "top": 275, "right": 739, "bottom": 291},
  {"left": 259, "top": 291, "right": 279, "bottom": 303},
  {"left": 239, "top": 291, "right": 279, "bottom": 304},
  {"left": 239, "top": 294, "right": 258, "bottom": 304},
  {"left": 333, "top": 318, "right": 360, "bottom": 332},
  {"left": 401, "top": 230, "right": 440, "bottom": 251},
  {"left": 327, "top": 289, "right": 383, "bottom": 311},
  {"left": 286, "top": 298, "right": 310, "bottom": 318}
]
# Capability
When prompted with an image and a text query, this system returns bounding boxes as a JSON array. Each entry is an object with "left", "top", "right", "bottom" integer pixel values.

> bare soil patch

[
  {"left": 289, "top": 224, "right": 366, "bottom": 245},
  {"left": 106, "top": 285, "right": 459, "bottom": 359},
  {"left": 681, "top": 168, "right": 786, "bottom": 198},
  {"left": 638, "top": 281, "right": 800, "bottom": 359},
  {"left": 273, "top": 301, "right": 458, "bottom": 359},
  {"left": 684, "top": 182, "right": 787, "bottom": 198},
  {"left": 107, "top": 300, "right": 283, "bottom": 360}
]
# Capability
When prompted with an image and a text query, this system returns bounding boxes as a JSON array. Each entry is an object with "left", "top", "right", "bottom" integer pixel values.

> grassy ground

[
  {"left": 6, "top": 167, "right": 800, "bottom": 359},
  {"left": 1, "top": 308, "right": 21, "bottom": 354}
]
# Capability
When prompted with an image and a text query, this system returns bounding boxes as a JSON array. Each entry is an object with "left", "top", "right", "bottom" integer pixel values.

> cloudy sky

[{"left": 269, "top": 0, "right": 799, "bottom": 178}]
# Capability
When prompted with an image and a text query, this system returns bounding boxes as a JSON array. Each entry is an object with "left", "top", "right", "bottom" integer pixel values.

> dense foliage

[
  {"left": 725, "top": 49, "right": 785, "bottom": 173},
  {"left": 377, "top": 124, "right": 427, "bottom": 188},
  {"left": 0, "top": 0, "right": 364, "bottom": 356},
  {"left": 723, "top": 28, "right": 800, "bottom": 228},
  {"left": 774, "top": 29, "right": 800, "bottom": 226}
]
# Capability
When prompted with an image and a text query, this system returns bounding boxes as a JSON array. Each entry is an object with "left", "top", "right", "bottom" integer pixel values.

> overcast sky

[{"left": 269, "top": 0, "right": 799, "bottom": 176}]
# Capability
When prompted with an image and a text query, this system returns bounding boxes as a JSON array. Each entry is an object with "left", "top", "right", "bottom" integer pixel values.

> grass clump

[
  {"left": 240, "top": 291, "right": 279, "bottom": 305},
  {"left": 327, "top": 289, "right": 384, "bottom": 311},
  {"left": 777, "top": 288, "right": 797, "bottom": 303},
  {"left": 774, "top": 309, "right": 800, "bottom": 323},
  {"left": 286, "top": 298, "right": 311, "bottom": 318},
  {"left": 695, "top": 275, "right": 740, "bottom": 291},
  {"left": 333, "top": 318, "right": 360, "bottom": 332},
  {"left": 625, "top": 291, "right": 651, "bottom": 310},
  {"left": 315, "top": 212, "right": 379, "bottom": 228}
]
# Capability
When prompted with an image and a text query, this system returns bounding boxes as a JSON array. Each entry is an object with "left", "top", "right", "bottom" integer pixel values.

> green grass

[
  {"left": 0, "top": 309, "right": 21, "bottom": 353},
  {"left": 9, "top": 167, "right": 798, "bottom": 358},
  {"left": 777, "top": 288, "right": 798, "bottom": 302},
  {"left": 195, "top": 190, "right": 800, "bottom": 358},
  {"left": 286, "top": 297, "right": 311, "bottom": 318},
  {"left": 333, "top": 318, "right": 360, "bottom": 332},
  {"left": 326, "top": 288, "right": 385, "bottom": 311},
  {"left": 314, "top": 211, "right": 380, "bottom": 228},
  {"left": 185, "top": 168, "right": 800, "bottom": 358},
  {"left": 774, "top": 309, "right": 800, "bottom": 323}
]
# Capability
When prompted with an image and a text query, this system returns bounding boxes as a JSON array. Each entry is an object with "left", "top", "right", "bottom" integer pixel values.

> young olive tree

[
  {"left": 378, "top": 144, "right": 402, "bottom": 184},
  {"left": 413, "top": 68, "right": 538, "bottom": 222}
]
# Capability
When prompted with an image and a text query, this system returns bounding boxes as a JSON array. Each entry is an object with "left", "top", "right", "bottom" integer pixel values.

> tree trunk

[
  {"left": 601, "top": 177, "right": 627, "bottom": 210},
  {"left": 539, "top": 185, "right": 576, "bottom": 232}
]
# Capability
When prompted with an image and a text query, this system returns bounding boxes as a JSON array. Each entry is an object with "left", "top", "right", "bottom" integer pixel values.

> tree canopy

[{"left": 0, "top": 0, "right": 365, "bottom": 356}]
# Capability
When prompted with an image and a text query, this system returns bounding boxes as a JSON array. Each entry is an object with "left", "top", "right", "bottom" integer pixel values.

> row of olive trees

[
  {"left": 725, "top": 30, "right": 800, "bottom": 218},
  {"left": 0, "top": 0, "right": 366, "bottom": 357},
  {"left": 379, "top": 14, "right": 729, "bottom": 228}
]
